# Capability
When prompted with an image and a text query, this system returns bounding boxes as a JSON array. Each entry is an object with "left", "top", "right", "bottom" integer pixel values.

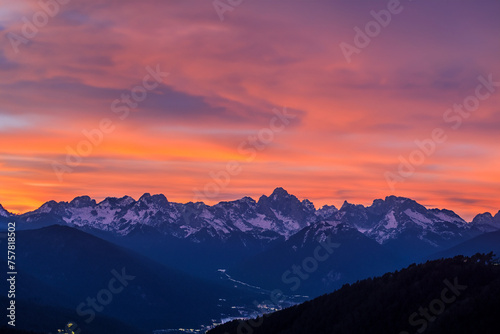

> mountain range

[
  {"left": 6, "top": 187, "right": 499, "bottom": 247},
  {"left": 3, "top": 189, "right": 500, "bottom": 282}
]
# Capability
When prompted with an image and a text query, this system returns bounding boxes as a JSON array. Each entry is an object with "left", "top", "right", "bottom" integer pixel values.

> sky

[{"left": 0, "top": 0, "right": 499, "bottom": 220}]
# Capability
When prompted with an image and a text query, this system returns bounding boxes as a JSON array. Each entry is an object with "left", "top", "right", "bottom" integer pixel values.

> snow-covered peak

[
  {"left": 270, "top": 187, "right": 291, "bottom": 201},
  {"left": 364, "top": 202, "right": 473, "bottom": 246},
  {"left": 384, "top": 195, "right": 415, "bottom": 205},
  {"left": 35, "top": 200, "right": 62, "bottom": 214},
  {"left": 470, "top": 211, "right": 500, "bottom": 233},
  {"left": 218, "top": 196, "right": 257, "bottom": 210},
  {"left": 239, "top": 196, "right": 257, "bottom": 205},
  {"left": 368, "top": 196, "right": 420, "bottom": 215},
  {"left": 257, "top": 188, "right": 293, "bottom": 207},
  {"left": 70, "top": 196, "right": 96, "bottom": 208},
  {"left": 336, "top": 201, "right": 372, "bottom": 231},
  {"left": 327, "top": 196, "right": 474, "bottom": 247},
  {"left": 99, "top": 195, "right": 135, "bottom": 208},
  {"left": 301, "top": 199, "right": 315, "bottom": 211},
  {"left": 139, "top": 193, "right": 151, "bottom": 201},
  {"left": 0, "top": 204, "right": 12, "bottom": 217},
  {"left": 316, "top": 205, "right": 338, "bottom": 220},
  {"left": 340, "top": 200, "right": 355, "bottom": 211},
  {"left": 138, "top": 193, "right": 168, "bottom": 207}
]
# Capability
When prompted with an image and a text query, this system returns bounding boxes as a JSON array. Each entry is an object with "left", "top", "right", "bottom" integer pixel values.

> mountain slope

[
  {"left": 0, "top": 203, "right": 12, "bottom": 217},
  {"left": 209, "top": 253, "right": 500, "bottom": 334},
  {"left": 229, "top": 221, "right": 402, "bottom": 297},
  {"left": 430, "top": 229, "right": 500, "bottom": 260}
]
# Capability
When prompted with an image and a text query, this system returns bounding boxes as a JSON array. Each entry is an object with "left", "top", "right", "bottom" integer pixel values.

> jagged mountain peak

[
  {"left": 369, "top": 195, "right": 419, "bottom": 212},
  {"left": 36, "top": 200, "right": 62, "bottom": 213},
  {"left": 330, "top": 195, "right": 474, "bottom": 250},
  {"left": 470, "top": 211, "right": 500, "bottom": 233},
  {"left": 139, "top": 192, "right": 152, "bottom": 200},
  {"left": 338, "top": 196, "right": 420, "bottom": 217},
  {"left": 219, "top": 196, "right": 257, "bottom": 207},
  {"left": 473, "top": 212, "right": 494, "bottom": 221},
  {"left": 316, "top": 204, "right": 338, "bottom": 221},
  {"left": 0, "top": 203, "right": 12, "bottom": 217},
  {"left": 301, "top": 199, "right": 316, "bottom": 211},
  {"left": 495, "top": 211, "right": 500, "bottom": 224},
  {"left": 257, "top": 187, "right": 296, "bottom": 205},
  {"left": 319, "top": 204, "right": 338, "bottom": 212},
  {"left": 339, "top": 200, "right": 369, "bottom": 212},
  {"left": 70, "top": 195, "right": 97, "bottom": 208},
  {"left": 138, "top": 193, "right": 168, "bottom": 207},
  {"left": 270, "top": 187, "right": 291, "bottom": 200},
  {"left": 239, "top": 196, "right": 256, "bottom": 204},
  {"left": 254, "top": 188, "right": 316, "bottom": 236},
  {"left": 340, "top": 200, "right": 354, "bottom": 210},
  {"left": 99, "top": 195, "right": 135, "bottom": 208},
  {"left": 384, "top": 195, "right": 415, "bottom": 204},
  {"left": 336, "top": 201, "right": 372, "bottom": 231},
  {"left": 257, "top": 188, "right": 299, "bottom": 211}
]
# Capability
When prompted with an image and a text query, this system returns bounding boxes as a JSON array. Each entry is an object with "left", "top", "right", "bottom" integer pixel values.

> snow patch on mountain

[
  {"left": 432, "top": 212, "right": 463, "bottom": 223},
  {"left": 404, "top": 209, "right": 433, "bottom": 226},
  {"left": 383, "top": 211, "right": 398, "bottom": 229},
  {"left": 245, "top": 214, "right": 273, "bottom": 231},
  {"left": 271, "top": 209, "right": 302, "bottom": 238}
]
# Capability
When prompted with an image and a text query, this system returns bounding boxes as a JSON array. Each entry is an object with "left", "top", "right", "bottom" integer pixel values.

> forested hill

[{"left": 209, "top": 253, "right": 500, "bottom": 334}]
